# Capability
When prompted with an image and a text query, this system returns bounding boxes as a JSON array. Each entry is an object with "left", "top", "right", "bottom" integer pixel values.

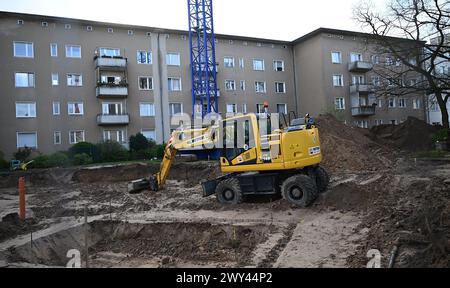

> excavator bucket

[{"left": 128, "top": 176, "right": 158, "bottom": 194}]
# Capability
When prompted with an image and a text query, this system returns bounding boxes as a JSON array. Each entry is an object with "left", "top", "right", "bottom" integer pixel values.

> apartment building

[
  {"left": 427, "top": 35, "right": 450, "bottom": 126},
  {"left": 0, "top": 12, "right": 426, "bottom": 158}
]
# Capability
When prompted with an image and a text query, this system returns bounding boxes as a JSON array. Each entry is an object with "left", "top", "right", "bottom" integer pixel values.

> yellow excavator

[{"left": 129, "top": 111, "right": 329, "bottom": 207}]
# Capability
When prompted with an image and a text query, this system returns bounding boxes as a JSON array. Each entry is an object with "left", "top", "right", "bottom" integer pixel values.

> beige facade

[{"left": 0, "top": 12, "right": 425, "bottom": 158}]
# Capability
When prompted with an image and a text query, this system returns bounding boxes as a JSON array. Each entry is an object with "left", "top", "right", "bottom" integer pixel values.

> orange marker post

[{"left": 18, "top": 177, "right": 26, "bottom": 220}]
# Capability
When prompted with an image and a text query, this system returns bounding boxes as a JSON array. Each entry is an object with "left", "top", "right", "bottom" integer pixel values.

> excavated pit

[{"left": 5, "top": 221, "right": 274, "bottom": 268}]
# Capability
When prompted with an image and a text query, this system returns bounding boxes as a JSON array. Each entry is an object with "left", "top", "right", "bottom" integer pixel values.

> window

[
  {"left": 17, "top": 132, "right": 37, "bottom": 148},
  {"left": 65, "top": 45, "right": 81, "bottom": 58},
  {"left": 395, "top": 59, "right": 401, "bottom": 66},
  {"left": 255, "top": 81, "right": 266, "bottom": 93},
  {"left": 52, "top": 73, "right": 59, "bottom": 86},
  {"left": 378, "top": 99, "right": 383, "bottom": 108},
  {"left": 356, "top": 120, "right": 369, "bottom": 129},
  {"left": 69, "top": 131, "right": 85, "bottom": 144},
  {"left": 352, "top": 75, "right": 365, "bottom": 85},
  {"left": 15, "top": 72, "right": 35, "bottom": 87},
  {"left": 372, "top": 76, "right": 380, "bottom": 86},
  {"left": 86, "top": 26, "right": 93, "bottom": 31},
  {"left": 137, "top": 51, "right": 152, "bottom": 64},
  {"left": 333, "top": 75, "right": 344, "bottom": 87},
  {"left": 67, "top": 74, "right": 82, "bottom": 86},
  {"left": 374, "top": 119, "right": 383, "bottom": 126},
  {"left": 17, "top": 20, "right": 24, "bottom": 25},
  {"left": 350, "top": 53, "right": 363, "bottom": 62},
  {"left": 103, "top": 130, "right": 126, "bottom": 143},
  {"left": 102, "top": 103, "right": 123, "bottom": 115},
  {"left": 335, "top": 98, "right": 345, "bottom": 110},
  {"left": 430, "top": 100, "right": 439, "bottom": 112},
  {"left": 168, "top": 78, "right": 181, "bottom": 91},
  {"left": 390, "top": 120, "right": 398, "bottom": 125},
  {"left": 253, "top": 59, "right": 265, "bottom": 71},
  {"left": 413, "top": 98, "right": 421, "bottom": 109},
  {"left": 100, "top": 75, "right": 121, "bottom": 85},
  {"left": 256, "top": 104, "right": 265, "bottom": 114},
  {"left": 385, "top": 57, "right": 393, "bottom": 66},
  {"left": 275, "top": 82, "right": 286, "bottom": 93},
  {"left": 240, "top": 80, "right": 246, "bottom": 91},
  {"left": 54, "top": 131, "right": 61, "bottom": 145},
  {"left": 239, "top": 58, "right": 244, "bottom": 69},
  {"left": 140, "top": 103, "right": 155, "bottom": 117},
  {"left": 225, "top": 80, "right": 236, "bottom": 91},
  {"left": 107, "top": 28, "right": 114, "bottom": 33},
  {"left": 242, "top": 103, "right": 247, "bottom": 114},
  {"left": 13, "top": 42, "right": 34, "bottom": 58},
  {"left": 387, "top": 78, "right": 396, "bottom": 86},
  {"left": 277, "top": 104, "right": 287, "bottom": 114},
  {"left": 166, "top": 53, "right": 181, "bottom": 66},
  {"left": 50, "top": 43, "right": 57, "bottom": 57},
  {"left": 371, "top": 55, "right": 379, "bottom": 64},
  {"left": 331, "top": 52, "right": 342, "bottom": 64},
  {"left": 224, "top": 57, "right": 235, "bottom": 68},
  {"left": 99, "top": 48, "right": 120, "bottom": 57},
  {"left": 16, "top": 102, "right": 36, "bottom": 118},
  {"left": 142, "top": 129, "right": 156, "bottom": 141},
  {"left": 52, "top": 102, "right": 60, "bottom": 115},
  {"left": 68, "top": 102, "right": 84, "bottom": 115},
  {"left": 274, "top": 60, "right": 285, "bottom": 71},
  {"left": 139, "top": 77, "right": 153, "bottom": 90},
  {"left": 65, "top": 24, "right": 71, "bottom": 30},
  {"left": 169, "top": 103, "right": 183, "bottom": 116},
  {"left": 226, "top": 104, "right": 237, "bottom": 114},
  {"left": 388, "top": 97, "right": 396, "bottom": 108},
  {"left": 398, "top": 98, "right": 407, "bottom": 108}
]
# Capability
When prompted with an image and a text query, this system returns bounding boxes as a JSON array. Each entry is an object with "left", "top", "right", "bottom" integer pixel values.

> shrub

[
  {"left": 72, "top": 153, "right": 93, "bottom": 166},
  {"left": 153, "top": 144, "right": 166, "bottom": 159},
  {"left": 14, "top": 147, "right": 32, "bottom": 162},
  {"left": 129, "top": 133, "right": 150, "bottom": 152},
  {"left": 69, "top": 142, "right": 97, "bottom": 157},
  {"left": 0, "top": 151, "right": 9, "bottom": 170},
  {"left": 432, "top": 129, "right": 449, "bottom": 143},
  {"left": 96, "top": 141, "right": 129, "bottom": 162},
  {"left": 32, "top": 154, "right": 51, "bottom": 168},
  {"left": 48, "top": 152, "right": 70, "bottom": 167}
]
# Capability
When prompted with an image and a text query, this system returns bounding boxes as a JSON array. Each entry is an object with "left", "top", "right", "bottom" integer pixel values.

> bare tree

[{"left": 354, "top": 0, "right": 450, "bottom": 129}]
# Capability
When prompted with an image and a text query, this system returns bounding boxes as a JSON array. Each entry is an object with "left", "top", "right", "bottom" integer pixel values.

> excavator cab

[{"left": 129, "top": 112, "right": 329, "bottom": 208}]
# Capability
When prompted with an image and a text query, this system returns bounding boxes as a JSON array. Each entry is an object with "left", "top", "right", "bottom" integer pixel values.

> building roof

[{"left": 0, "top": 11, "right": 422, "bottom": 46}]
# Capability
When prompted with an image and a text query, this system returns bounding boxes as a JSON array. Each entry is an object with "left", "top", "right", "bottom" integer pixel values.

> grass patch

[{"left": 413, "top": 150, "right": 450, "bottom": 159}]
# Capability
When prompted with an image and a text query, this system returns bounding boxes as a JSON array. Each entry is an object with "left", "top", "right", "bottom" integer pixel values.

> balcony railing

[
  {"left": 96, "top": 83, "right": 128, "bottom": 98},
  {"left": 350, "top": 84, "right": 374, "bottom": 94},
  {"left": 96, "top": 114, "right": 130, "bottom": 126},
  {"left": 351, "top": 106, "right": 376, "bottom": 116},
  {"left": 348, "top": 61, "right": 373, "bottom": 73},
  {"left": 94, "top": 56, "right": 127, "bottom": 70}
]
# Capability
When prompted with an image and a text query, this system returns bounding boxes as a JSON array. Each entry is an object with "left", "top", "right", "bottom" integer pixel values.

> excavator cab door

[{"left": 220, "top": 116, "right": 257, "bottom": 166}]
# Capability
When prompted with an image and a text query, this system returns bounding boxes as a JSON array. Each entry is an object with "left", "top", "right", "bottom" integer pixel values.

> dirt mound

[
  {"left": 318, "top": 182, "right": 376, "bottom": 212},
  {"left": 369, "top": 117, "right": 440, "bottom": 152},
  {"left": 347, "top": 173, "right": 450, "bottom": 268},
  {"left": 316, "top": 114, "right": 392, "bottom": 172}
]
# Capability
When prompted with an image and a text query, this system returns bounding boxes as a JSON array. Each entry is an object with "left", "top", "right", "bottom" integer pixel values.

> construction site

[
  {"left": 0, "top": 115, "right": 449, "bottom": 268},
  {"left": 0, "top": 0, "right": 449, "bottom": 270}
]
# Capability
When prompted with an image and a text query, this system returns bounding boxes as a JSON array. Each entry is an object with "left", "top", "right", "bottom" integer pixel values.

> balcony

[
  {"left": 348, "top": 61, "right": 373, "bottom": 73},
  {"left": 94, "top": 56, "right": 127, "bottom": 70},
  {"left": 351, "top": 106, "right": 376, "bottom": 117},
  {"left": 97, "top": 114, "right": 130, "bottom": 126},
  {"left": 350, "top": 84, "right": 374, "bottom": 94},
  {"left": 96, "top": 84, "right": 128, "bottom": 98}
]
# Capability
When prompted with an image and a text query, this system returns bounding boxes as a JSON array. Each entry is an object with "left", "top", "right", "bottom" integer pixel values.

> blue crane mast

[{"left": 187, "top": 0, "right": 219, "bottom": 118}]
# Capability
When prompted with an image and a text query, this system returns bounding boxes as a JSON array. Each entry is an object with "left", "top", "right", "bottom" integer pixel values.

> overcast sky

[{"left": 0, "top": 0, "right": 387, "bottom": 41}]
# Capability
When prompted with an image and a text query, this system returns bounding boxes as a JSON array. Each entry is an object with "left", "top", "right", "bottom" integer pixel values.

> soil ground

[{"left": 0, "top": 115, "right": 448, "bottom": 268}]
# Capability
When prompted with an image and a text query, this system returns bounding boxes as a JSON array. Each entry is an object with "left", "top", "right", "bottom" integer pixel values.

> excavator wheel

[
  {"left": 314, "top": 166, "right": 330, "bottom": 193},
  {"left": 215, "top": 178, "right": 243, "bottom": 205},
  {"left": 281, "top": 174, "right": 317, "bottom": 207}
]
